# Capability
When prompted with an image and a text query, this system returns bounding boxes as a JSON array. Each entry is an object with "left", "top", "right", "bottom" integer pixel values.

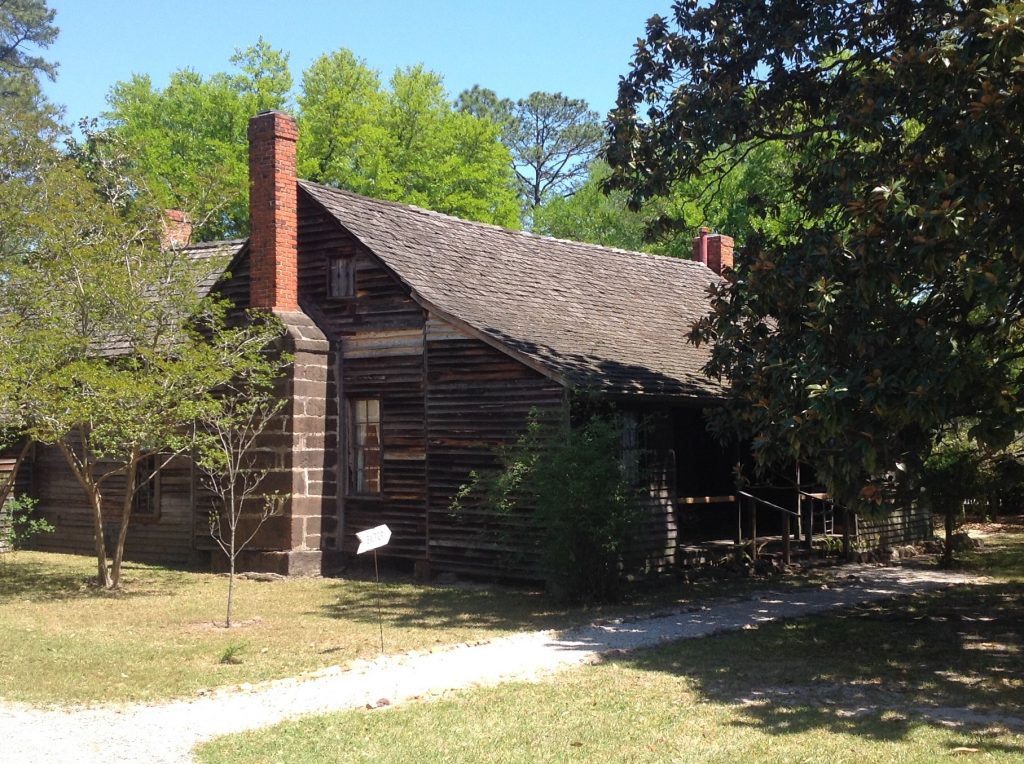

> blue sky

[{"left": 42, "top": 1, "right": 668, "bottom": 125}]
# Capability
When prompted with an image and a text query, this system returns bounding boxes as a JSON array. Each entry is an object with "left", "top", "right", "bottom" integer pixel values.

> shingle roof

[
  {"left": 190, "top": 238, "right": 248, "bottom": 298},
  {"left": 99, "top": 239, "right": 246, "bottom": 357},
  {"left": 300, "top": 181, "right": 724, "bottom": 399}
]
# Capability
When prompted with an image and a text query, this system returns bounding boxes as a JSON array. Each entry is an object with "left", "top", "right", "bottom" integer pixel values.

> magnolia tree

[{"left": 607, "top": 1, "right": 1024, "bottom": 512}]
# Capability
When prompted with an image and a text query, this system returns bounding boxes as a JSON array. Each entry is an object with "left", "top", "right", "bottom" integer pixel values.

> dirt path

[{"left": 0, "top": 563, "right": 985, "bottom": 764}]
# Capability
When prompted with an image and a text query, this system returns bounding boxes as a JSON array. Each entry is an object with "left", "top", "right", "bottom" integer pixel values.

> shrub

[
  {"left": 1, "top": 495, "right": 53, "bottom": 554},
  {"left": 454, "top": 410, "right": 642, "bottom": 604}
]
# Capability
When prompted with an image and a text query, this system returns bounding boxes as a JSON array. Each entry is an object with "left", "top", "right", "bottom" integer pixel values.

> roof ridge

[
  {"left": 298, "top": 179, "right": 710, "bottom": 273},
  {"left": 186, "top": 237, "right": 249, "bottom": 249}
]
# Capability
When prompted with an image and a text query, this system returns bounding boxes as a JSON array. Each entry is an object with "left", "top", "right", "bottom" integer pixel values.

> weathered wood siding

[
  {"left": 628, "top": 409, "right": 679, "bottom": 573},
  {"left": 424, "top": 316, "right": 565, "bottom": 577},
  {"left": 29, "top": 443, "right": 196, "bottom": 565},
  {"left": 299, "top": 193, "right": 428, "bottom": 561},
  {"left": 856, "top": 504, "right": 933, "bottom": 548}
]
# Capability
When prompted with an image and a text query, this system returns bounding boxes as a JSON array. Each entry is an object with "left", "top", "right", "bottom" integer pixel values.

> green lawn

[
  {"left": 195, "top": 526, "right": 1024, "bottom": 764},
  {"left": 0, "top": 552, "right": 574, "bottom": 705},
  {"left": 0, "top": 548, "right": 823, "bottom": 706}
]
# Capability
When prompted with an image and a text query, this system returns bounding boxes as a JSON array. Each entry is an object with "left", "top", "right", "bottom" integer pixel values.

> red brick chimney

[
  {"left": 160, "top": 209, "right": 192, "bottom": 250},
  {"left": 248, "top": 111, "right": 299, "bottom": 312},
  {"left": 692, "top": 227, "right": 734, "bottom": 275}
]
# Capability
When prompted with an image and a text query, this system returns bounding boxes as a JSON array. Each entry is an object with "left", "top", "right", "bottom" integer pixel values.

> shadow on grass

[
  {"left": 314, "top": 558, "right": 840, "bottom": 635},
  {"left": 316, "top": 580, "right": 575, "bottom": 633},
  {"left": 619, "top": 583, "right": 1024, "bottom": 746},
  {"left": 0, "top": 556, "right": 199, "bottom": 604}
]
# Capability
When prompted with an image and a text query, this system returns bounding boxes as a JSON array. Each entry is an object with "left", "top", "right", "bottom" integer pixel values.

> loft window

[
  {"left": 349, "top": 398, "right": 381, "bottom": 494},
  {"left": 328, "top": 257, "right": 355, "bottom": 298},
  {"left": 133, "top": 455, "right": 160, "bottom": 518}
]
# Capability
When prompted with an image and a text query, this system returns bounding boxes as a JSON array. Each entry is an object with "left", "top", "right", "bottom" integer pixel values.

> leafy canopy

[
  {"left": 104, "top": 43, "right": 520, "bottom": 236},
  {"left": 457, "top": 87, "right": 605, "bottom": 212},
  {"left": 300, "top": 53, "right": 519, "bottom": 228},
  {"left": 0, "top": 0, "right": 57, "bottom": 95},
  {"left": 607, "top": 0, "right": 1024, "bottom": 505},
  {"left": 104, "top": 38, "right": 291, "bottom": 240},
  {"left": 534, "top": 142, "right": 795, "bottom": 255}
]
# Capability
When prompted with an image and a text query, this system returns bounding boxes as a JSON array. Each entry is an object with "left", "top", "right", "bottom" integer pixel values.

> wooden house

[{"left": 24, "top": 111, "right": 930, "bottom": 577}]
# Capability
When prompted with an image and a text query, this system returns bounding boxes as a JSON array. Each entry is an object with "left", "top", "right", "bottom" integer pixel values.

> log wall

[
  {"left": 424, "top": 316, "right": 565, "bottom": 578},
  {"left": 29, "top": 443, "right": 196, "bottom": 566},
  {"left": 299, "top": 195, "right": 429, "bottom": 562}
]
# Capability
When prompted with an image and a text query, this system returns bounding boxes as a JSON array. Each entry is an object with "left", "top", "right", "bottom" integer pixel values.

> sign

[{"left": 356, "top": 524, "right": 392, "bottom": 554}]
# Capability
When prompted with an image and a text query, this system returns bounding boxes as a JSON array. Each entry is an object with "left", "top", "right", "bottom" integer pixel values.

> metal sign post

[{"left": 355, "top": 524, "right": 392, "bottom": 655}]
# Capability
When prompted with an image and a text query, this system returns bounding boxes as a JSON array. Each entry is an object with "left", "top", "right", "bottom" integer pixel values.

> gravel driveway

[{"left": 0, "top": 563, "right": 982, "bottom": 764}]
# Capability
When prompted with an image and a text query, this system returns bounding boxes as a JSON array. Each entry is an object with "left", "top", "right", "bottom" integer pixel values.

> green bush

[
  {"left": 453, "top": 410, "right": 642, "bottom": 604},
  {"left": 1, "top": 495, "right": 54, "bottom": 553}
]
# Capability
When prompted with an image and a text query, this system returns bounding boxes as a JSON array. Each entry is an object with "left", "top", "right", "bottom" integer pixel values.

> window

[
  {"left": 328, "top": 257, "right": 355, "bottom": 298},
  {"left": 349, "top": 398, "right": 381, "bottom": 494},
  {"left": 133, "top": 455, "right": 160, "bottom": 518},
  {"left": 621, "top": 411, "right": 643, "bottom": 486}
]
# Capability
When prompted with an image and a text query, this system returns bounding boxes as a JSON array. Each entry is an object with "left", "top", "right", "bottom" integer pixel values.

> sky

[{"left": 41, "top": 0, "right": 670, "bottom": 126}]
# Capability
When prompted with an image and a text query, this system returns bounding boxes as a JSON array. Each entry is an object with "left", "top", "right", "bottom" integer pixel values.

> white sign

[{"left": 356, "top": 524, "right": 392, "bottom": 554}]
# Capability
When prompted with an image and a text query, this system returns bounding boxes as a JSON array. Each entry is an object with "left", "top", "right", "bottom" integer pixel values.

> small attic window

[{"left": 328, "top": 257, "right": 355, "bottom": 298}]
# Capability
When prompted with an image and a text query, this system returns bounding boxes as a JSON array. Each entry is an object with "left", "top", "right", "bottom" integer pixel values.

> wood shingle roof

[{"left": 299, "top": 182, "right": 725, "bottom": 400}]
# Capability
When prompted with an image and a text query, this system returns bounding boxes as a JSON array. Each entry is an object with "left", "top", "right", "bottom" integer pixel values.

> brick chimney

[
  {"left": 160, "top": 209, "right": 192, "bottom": 250},
  {"left": 692, "top": 227, "right": 734, "bottom": 275},
  {"left": 248, "top": 111, "right": 299, "bottom": 312}
]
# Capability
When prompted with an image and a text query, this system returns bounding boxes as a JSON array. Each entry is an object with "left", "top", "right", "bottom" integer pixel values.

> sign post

[{"left": 355, "top": 524, "right": 392, "bottom": 654}]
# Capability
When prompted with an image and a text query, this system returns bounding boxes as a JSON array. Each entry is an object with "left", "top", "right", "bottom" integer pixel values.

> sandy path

[{"left": 0, "top": 564, "right": 982, "bottom": 764}]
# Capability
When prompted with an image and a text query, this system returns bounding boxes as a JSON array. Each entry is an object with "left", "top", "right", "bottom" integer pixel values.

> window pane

[{"left": 349, "top": 398, "right": 382, "bottom": 495}]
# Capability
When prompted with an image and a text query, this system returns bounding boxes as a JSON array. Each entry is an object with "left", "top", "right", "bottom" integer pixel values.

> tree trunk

[
  {"left": 943, "top": 508, "right": 955, "bottom": 568},
  {"left": 226, "top": 536, "right": 236, "bottom": 628},
  {"left": 110, "top": 451, "right": 140, "bottom": 589},
  {"left": 57, "top": 441, "right": 111, "bottom": 588},
  {"left": 89, "top": 485, "right": 112, "bottom": 588}
]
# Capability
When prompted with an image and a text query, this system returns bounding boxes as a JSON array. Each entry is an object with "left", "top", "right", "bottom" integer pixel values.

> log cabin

[{"left": 22, "top": 111, "right": 930, "bottom": 577}]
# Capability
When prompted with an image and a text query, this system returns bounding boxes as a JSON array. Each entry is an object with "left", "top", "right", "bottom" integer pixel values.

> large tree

[
  {"left": 607, "top": 1, "right": 1024, "bottom": 507},
  {"left": 456, "top": 88, "right": 605, "bottom": 213},
  {"left": 103, "top": 38, "right": 291, "bottom": 239},
  {"left": 0, "top": 0, "right": 57, "bottom": 97},
  {"left": 106, "top": 44, "right": 520, "bottom": 234},
  {"left": 299, "top": 52, "right": 519, "bottom": 227}
]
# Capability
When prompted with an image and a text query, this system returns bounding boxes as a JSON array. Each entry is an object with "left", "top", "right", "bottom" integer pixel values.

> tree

[
  {"left": 453, "top": 410, "right": 641, "bottom": 604},
  {"left": 0, "top": 0, "right": 57, "bottom": 97},
  {"left": 921, "top": 427, "right": 982, "bottom": 566},
  {"left": 457, "top": 88, "right": 604, "bottom": 213},
  {"left": 606, "top": 1, "right": 1024, "bottom": 508},
  {"left": 106, "top": 45, "right": 519, "bottom": 232},
  {"left": 297, "top": 48, "right": 387, "bottom": 195},
  {"left": 299, "top": 52, "right": 520, "bottom": 227},
  {"left": 533, "top": 146, "right": 794, "bottom": 254},
  {"left": 193, "top": 321, "right": 287, "bottom": 627},
  {"left": 0, "top": 123, "right": 286, "bottom": 588},
  {"left": 532, "top": 161, "right": 650, "bottom": 251},
  {"left": 103, "top": 38, "right": 292, "bottom": 239},
  {"left": 0, "top": 1, "right": 63, "bottom": 514}
]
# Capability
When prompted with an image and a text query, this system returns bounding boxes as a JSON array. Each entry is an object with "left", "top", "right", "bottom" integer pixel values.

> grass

[
  {"left": 0, "top": 552, "right": 577, "bottom": 706},
  {"left": 0, "top": 548, "right": 826, "bottom": 706},
  {"left": 195, "top": 524, "right": 1024, "bottom": 764}
]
